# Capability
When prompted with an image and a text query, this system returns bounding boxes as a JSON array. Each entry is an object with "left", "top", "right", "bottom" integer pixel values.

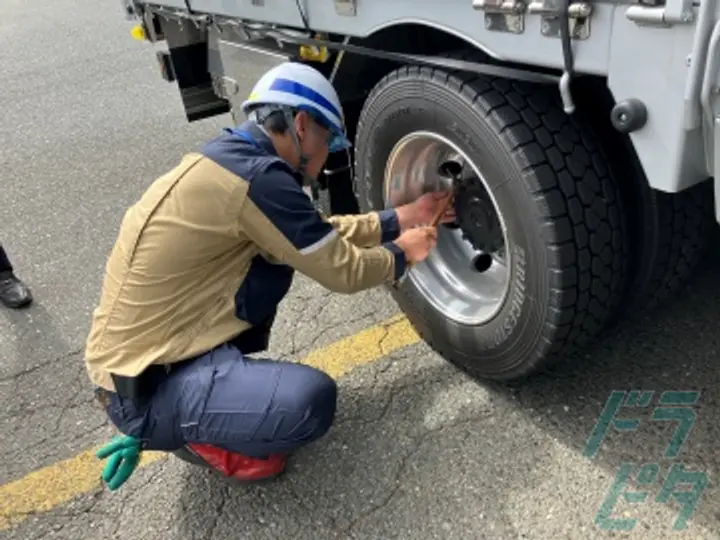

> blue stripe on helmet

[{"left": 268, "top": 78, "right": 343, "bottom": 127}]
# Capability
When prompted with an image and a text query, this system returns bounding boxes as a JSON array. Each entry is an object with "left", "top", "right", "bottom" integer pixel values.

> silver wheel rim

[{"left": 383, "top": 131, "right": 512, "bottom": 326}]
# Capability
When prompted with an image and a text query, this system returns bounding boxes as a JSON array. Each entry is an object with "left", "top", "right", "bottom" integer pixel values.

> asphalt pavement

[{"left": 1, "top": 2, "right": 719, "bottom": 539}]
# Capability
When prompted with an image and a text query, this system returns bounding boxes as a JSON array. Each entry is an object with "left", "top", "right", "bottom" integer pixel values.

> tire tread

[{"left": 636, "top": 184, "right": 714, "bottom": 310}]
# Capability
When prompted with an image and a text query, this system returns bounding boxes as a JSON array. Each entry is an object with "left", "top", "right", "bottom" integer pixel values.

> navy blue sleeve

[
  {"left": 378, "top": 209, "right": 401, "bottom": 243},
  {"left": 383, "top": 241, "right": 408, "bottom": 281},
  {"left": 247, "top": 165, "right": 336, "bottom": 253}
]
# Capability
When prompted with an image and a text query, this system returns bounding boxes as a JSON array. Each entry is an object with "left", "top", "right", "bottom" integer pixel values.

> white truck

[{"left": 120, "top": 0, "right": 720, "bottom": 381}]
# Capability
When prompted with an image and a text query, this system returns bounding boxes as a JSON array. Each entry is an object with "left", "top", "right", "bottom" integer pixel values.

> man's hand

[
  {"left": 393, "top": 226, "right": 438, "bottom": 265},
  {"left": 395, "top": 192, "right": 456, "bottom": 231}
]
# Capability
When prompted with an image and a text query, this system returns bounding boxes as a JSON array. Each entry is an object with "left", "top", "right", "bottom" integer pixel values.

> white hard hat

[{"left": 241, "top": 62, "right": 351, "bottom": 153}]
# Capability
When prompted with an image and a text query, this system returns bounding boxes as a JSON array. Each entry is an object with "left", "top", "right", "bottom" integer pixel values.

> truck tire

[
  {"left": 628, "top": 180, "right": 714, "bottom": 310},
  {"left": 570, "top": 82, "right": 715, "bottom": 313},
  {"left": 354, "top": 66, "right": 629, "bottom": 381}
]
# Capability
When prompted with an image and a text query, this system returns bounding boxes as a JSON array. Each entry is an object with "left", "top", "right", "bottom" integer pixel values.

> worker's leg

[
  {"left": 105, "top": 343, "right": 337, "bottom": 478},
  {"left": 174, "top": 344, "right": 337, "bottom": 456},
  {"left": 0, "top": 243, "right": 32, "bottom": 309}
]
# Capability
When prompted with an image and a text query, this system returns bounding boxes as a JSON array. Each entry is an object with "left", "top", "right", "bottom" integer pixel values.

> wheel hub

[
  {"left": 383, "top": 131, "right": 512, "bottom": 326},
  {"left": 454, "top": 177, "right": 504, "bottom": 254}
]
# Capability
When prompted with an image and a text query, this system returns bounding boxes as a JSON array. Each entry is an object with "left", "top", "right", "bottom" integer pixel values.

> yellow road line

[{"left": 0, "top": 315, "right": 421, "bottom": 531}]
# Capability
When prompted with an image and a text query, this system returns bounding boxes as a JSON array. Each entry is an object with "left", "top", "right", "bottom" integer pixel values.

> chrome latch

[
  {"left": 473, "top": 0, "right": 527, "bottom": 34},
  {"left": 528, "top": 1, "right": 593, "bottom": 40},
  {"left": 625, "top": 0, "right": 695, "bottom": 27}
]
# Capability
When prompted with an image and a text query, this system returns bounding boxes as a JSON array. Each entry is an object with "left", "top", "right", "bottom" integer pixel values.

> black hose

[{"left": 295, "top": 0, "right": 310, "bottom": 29}]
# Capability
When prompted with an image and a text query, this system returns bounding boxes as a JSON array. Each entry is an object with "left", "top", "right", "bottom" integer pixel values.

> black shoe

[{"left": 0, "top": 271, "right": 33, "bottom": 309}]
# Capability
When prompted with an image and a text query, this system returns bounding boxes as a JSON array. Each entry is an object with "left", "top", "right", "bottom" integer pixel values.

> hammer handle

[{"left": 429, "top": 194, "right": 454, "bottom": 227}]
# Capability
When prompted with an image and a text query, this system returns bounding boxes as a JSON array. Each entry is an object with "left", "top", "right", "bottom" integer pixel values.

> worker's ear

[{"left": 294, "top": 111, "right": 310, "bottom": 142}]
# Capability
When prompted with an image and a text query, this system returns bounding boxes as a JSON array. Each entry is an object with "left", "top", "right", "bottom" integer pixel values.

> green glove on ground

[{"left": 96, "top": 435, "right": 143, "bottom": 490}]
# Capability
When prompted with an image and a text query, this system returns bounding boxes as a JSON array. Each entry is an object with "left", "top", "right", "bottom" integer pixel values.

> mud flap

[{"left": 161, "top": 18, "right": 230, "bottom": 122}]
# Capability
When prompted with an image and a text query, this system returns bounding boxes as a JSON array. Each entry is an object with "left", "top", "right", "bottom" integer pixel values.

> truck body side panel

[
  {"left": 126, "top": 0, "right": 719, "bottom": 195},
  {"left": 607, "top": 9, "right": 706, "bottom": 193},
  {"left": 187, "top": 0, "right": 616, "bottom": 75}
]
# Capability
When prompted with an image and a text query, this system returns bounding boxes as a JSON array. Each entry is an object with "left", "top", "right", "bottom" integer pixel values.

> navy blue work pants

[{"left": 103, "top": 343, "right": 338, "bottom": 457}]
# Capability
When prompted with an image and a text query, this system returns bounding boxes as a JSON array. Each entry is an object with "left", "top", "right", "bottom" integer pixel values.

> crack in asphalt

[
  {"left": 335, "top": 362, "right": 452, "bottom": 428},
  {"left": 277, "top": 363, "right": 482, "bottom": 536},
  {"left": 343, "top": 414, "right": 494, "bottom": 534},
  {"left": 51, "top": 370, "right": 95, "bottom": 433},
  {"left": 295, "top": 305, "right": 379, "bottom": 359},
  {"left": 3, "top": 391, "right": 94, "bottom": 421},
  {"left": 201, "top": 486, "right": 230, "bottom": 540},
  {"left": 376, "top": 322, "right": 396, "bottom": 355},
  {"left": 1, "top": 487, "right": 114, "bottom": 529},
  {"left": 283, "top": 481, "right": 345, "bottom": 538},
  {"left": 291, "top": 288, "right": 331, "bottom": 337},
  {"left": 107, "top": 466, "right": 168, "bottom": 538},
  {"left": 0, "top": 347, "right": 84, "bottom": 383},
  {"left": 274, "top": 288, "right": 320, "bottom": 359},
  {"left": 5, "top": 421, "right": 108, "bottom": 474},
  {"left": 275, "top": 281, "right": 402, "bottom": 364}
]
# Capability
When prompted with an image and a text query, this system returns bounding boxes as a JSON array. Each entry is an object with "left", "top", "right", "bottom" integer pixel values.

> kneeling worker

[{"left": 86, "top": 62, "right": 452, "bottom": 489}]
